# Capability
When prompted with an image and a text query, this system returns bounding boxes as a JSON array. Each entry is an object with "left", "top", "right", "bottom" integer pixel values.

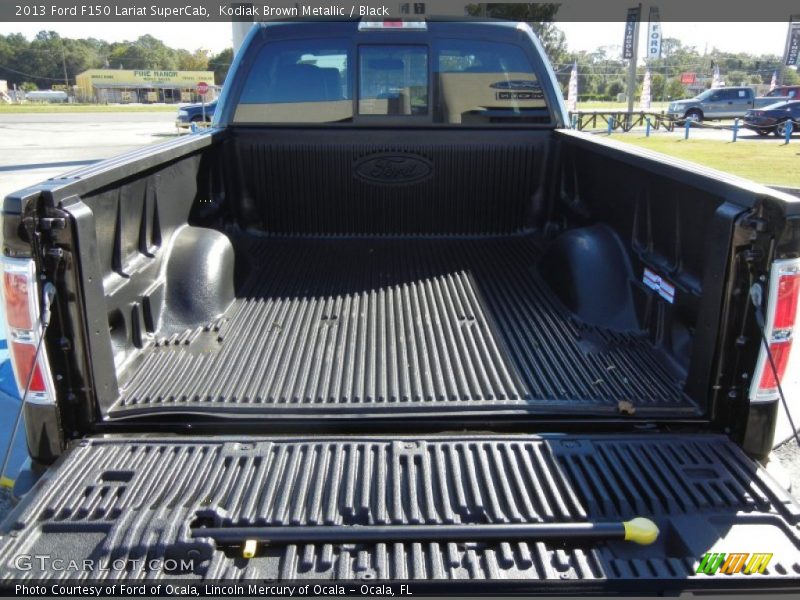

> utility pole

[
  {"left": 625, "top": 4, "right": 642, "bottom": 115},
  {"left": 60, "top": 39, "right": 69, "bottom": 90}
]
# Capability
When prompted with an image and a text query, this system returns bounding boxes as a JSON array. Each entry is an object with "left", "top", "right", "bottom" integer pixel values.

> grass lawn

[
  {"left": 0, "top": 103, "right": 178, "bottom": 113},
  {"left": 614, "top": 135, "right": 800, "bottom": 188}
]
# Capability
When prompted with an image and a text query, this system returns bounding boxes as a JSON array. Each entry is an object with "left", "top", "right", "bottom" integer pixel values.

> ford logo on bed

[{"left": 354, "top": 154, "right": 433, "bottom": 184}]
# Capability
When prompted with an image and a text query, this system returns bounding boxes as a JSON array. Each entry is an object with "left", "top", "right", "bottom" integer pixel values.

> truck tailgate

[{"left": 1, "top": 434, "right": 799, "bottom": 591}]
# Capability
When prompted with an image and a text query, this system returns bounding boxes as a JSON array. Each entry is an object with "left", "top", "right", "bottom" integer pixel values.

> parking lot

[
  {"left": 0, "top": 109, "right": 798, "bottom": 521},
  {"left": 0, "top": 111, "right": 177, "bottom": 200}
]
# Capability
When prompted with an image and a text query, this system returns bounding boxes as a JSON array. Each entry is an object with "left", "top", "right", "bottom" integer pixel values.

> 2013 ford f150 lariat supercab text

[{"left": 1, "top": 19, "right": 800, "bottom": 592}]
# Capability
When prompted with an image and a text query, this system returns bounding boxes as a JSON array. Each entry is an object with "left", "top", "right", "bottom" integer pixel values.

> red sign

[
  {"left": 680, "top": 73, "right": 696, "bottom": 85},
  {"left": 196, "top": 82, "right": 209, "bottom": 95}
]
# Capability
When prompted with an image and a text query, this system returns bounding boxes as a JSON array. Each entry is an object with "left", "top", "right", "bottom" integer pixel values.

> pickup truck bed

[
  {"left": 48, "top": 127, "right": 730, "bottom": 425},
  {"left": 115, "top": 235, "right": 694, "bottom": 417}
]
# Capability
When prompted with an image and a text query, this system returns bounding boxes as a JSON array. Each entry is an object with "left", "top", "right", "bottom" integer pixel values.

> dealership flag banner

[
  {"left": 623, "top": 6, "right": 641, "bottom": 59},
  {"left": 770, "top": 70, "right": 777, "bottom": 91},
  {"left": 712, "top": 64, "right": 721, "bottom": 88},
  {"left": 647, "top": 7, "right": 662, "bottom": 59},
  {"left": 567, "top": 62, "right": 578, "bottom": 112},
  {"left": 786, "top": 21, "right": 800, "bottom": 66},
  {"left": 641, "top": 68, "right": 651, "bottom": 109}
]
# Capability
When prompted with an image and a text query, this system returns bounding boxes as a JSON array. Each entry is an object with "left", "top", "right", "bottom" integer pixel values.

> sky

[{"left": 2, "top": 21, "right": 792, "bottom": 58}]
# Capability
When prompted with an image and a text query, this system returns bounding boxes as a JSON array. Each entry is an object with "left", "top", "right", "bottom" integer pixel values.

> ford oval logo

[{"left": 354, "top": 154, "right": 432, "bottom": 184}]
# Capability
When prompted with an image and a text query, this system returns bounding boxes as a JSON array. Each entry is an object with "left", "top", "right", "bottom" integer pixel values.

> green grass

[
  {"left": 0, "top": 103, "right": 178, "bottom": 113},
  {"left": 613, "top": 135, "right": 800, "bottom": 188}
]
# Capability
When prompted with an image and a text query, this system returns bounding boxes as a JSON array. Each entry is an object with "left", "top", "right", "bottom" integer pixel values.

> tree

[
  {"left": 607, "top": 80, "right": 625, "bottom": 98},
  {"left": 178, "top": 48, "right": 209, "bottom": 71},
  {"left": 665, "top": 78, "right": 686, "bottom": 100},
  {"left": 108, "top": 35, "right": 179, "bottom": 70},
  {"left": 783, "top": 67, "right": 800, "bottom": 85},
  {"left": 208, "top": 48, "right": 234, "bottom": 85},
  {"left": 465, "top": 3, "right": 568, "bottom": 66},
  {"left": 725, "top": 70, "right": 748, "bottom": 86},
  {"left": 650, "top": 73, "right": 665, "bottom": 100}
]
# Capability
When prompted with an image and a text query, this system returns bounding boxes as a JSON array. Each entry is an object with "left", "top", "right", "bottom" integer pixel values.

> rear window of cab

[{"left": 233, "top": 36, "right": 551, "bottom": 125}]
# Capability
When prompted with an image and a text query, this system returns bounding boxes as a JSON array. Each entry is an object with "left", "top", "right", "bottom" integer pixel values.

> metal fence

[
  {"left": 568, "top": 111, "right": 799, "bottom": 143},
  {"left": 569, "top": 111, "right": 676, "bottom": 132}
]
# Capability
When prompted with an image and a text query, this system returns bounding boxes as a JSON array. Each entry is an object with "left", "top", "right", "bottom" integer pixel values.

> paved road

[{"left": 0, "top": 111, "right": 178, "bottom": 200}]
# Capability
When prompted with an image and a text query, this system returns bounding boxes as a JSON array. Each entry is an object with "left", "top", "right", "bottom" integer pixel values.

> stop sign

[{"left": 197, "top": 82, "right": 209, "bottom": 96}]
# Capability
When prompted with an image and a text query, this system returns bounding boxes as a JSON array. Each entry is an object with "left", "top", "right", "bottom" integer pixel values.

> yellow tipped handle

[
  {"left": 197, "top": 520, "right": 660, "bottom": 550},
  {"left": 623, "top": 517, "right": 659, "bottom": 545},
  {"left": 242, "top": 539, "right": 257, "bottom": 558}
]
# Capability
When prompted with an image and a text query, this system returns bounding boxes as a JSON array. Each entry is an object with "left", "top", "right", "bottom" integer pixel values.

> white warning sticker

[{"left": 643, "top": 268, "right": 675, "bottom": 304}]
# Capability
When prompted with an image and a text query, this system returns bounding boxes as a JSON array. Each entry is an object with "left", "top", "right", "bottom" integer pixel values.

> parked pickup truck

[
  {"left": 667, "top": 86, "right": 756, "bottom": 122},
  {"left": 668, "top": 85, "right": 800, "bottom": 122},
  {"left": 2, "top": 19, "right": 800, "bottom": 591},
  {"left": 756, "top": 85, "right": 800, "bottom": 107},
  {"left": 175, "top": 100, "right": 217, "bottom": 129}
]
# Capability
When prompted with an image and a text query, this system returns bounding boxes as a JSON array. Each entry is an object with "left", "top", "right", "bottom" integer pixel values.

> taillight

[
  {"left": 774, "top": 273, "right": 800, "bottom": 329},
  {"left": 0, "top": 257, "right": 55, "bottom": 404},
  {"left": 3, "top": 271, "right": 34, "bottom": 329},
  {"left": 751, "top": 258, "right": 800, "bottom": 401}
]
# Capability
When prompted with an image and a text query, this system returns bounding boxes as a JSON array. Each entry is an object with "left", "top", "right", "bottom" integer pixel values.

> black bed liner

[
  {"left": 110, "top": 236, "right": 697, "bottom": 418},
  {"left": 1, "top": 433, "right": 798, "bottom": 586}
]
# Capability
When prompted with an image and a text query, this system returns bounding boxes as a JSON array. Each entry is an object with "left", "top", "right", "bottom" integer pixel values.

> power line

[{"left": 0, "top": 64, "right": 70, "bottom": 80}]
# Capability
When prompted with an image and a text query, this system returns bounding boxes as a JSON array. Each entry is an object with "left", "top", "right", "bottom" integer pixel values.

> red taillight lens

[
  {"left": 3, "top": 271, "right": 33, "bottom": 329},
  {"left": 773, "top": 273, "right": 800, "bottom": 330},
  {"left": 752, "top": 260, "right": 800, "bottom": 401},
  {"left": 9, "top": 341, "right": 46, "bottom": 393},
  {"left": 758, "top": 340, "right": 793, "bottom": 391},
  {"left": 1, "top": 257, "right": 55, "bottom": 403}
]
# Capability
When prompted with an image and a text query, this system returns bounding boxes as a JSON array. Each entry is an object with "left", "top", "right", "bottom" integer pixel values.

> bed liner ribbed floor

[
  {"left": 110, "top": 236, "right": 698, "bottom": 418},
  {"left": 2, "top": 434, "right": 799, "bottom": 583}
]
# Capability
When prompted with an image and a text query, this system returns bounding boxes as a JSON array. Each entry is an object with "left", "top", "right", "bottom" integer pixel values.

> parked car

[
  {"left": 667, "top": 86, "right": 755, "bottom": 122},
  {"left": 753, "top": 85, "right": 800, "bottom": 108},
  {"left": 744, "top": 100, "right": 800, "bottom": 136},
  {"left": 175, "top": 99, "right": 217, "bottom": 129},
  {"left": 2, "top": 18, "right": 800, "bottom": 591}
]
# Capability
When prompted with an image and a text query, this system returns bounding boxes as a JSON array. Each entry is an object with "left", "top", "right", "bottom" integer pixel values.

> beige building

[{"left": 75, "top": 69, "right": 216, "bottom": 103}]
